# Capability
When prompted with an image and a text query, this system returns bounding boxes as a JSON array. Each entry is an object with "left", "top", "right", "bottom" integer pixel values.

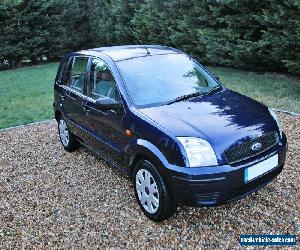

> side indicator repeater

[{"left": 125, "top": 129, "right": 132, "bottom": 137}]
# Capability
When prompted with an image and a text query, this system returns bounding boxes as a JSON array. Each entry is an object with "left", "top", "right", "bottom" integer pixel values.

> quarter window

[
  {"left": 88, "top": 58, "right": 120, "bottom": 102},
  {"left": 60, "top": 58, "right": 73, "bottom": 85},
  {"left": 56, "top": 58, "right": 68, "bottom": 84}
]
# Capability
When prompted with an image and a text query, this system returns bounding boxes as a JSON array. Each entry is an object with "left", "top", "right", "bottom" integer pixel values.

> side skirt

[{"left": 78, "top": 138, "right": 130, "bottom": 178}]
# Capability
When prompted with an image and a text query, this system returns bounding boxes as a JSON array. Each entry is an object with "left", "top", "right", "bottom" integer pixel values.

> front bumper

[{"left": 166, "top": 132, "right": 288, "bottom": 207}]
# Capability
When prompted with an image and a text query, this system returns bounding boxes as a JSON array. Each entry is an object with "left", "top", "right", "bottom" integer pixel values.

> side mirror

[
  {"left": 95, "top": 97, "right": 122, "bottom": 110},
  {"left": 215, "top": 76, "right": 220, "bottom": 81}
]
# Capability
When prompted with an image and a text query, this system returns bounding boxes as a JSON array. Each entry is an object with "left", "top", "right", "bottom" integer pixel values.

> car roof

[{"left": 66, "top": 45, "right": 181, "bottom": 62}]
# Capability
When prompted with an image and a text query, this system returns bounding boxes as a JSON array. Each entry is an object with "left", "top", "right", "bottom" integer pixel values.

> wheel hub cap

[
  {"left": 136, "top": 169, "right": 159, "bottom": 214},
  {"left": 59, "top": 119, "right": 69, "bottom": 147}
]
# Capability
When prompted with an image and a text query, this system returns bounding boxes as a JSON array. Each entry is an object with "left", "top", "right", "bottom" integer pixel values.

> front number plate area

[{"left": 244, "top": 154, "right": 278, "bottom": 182}]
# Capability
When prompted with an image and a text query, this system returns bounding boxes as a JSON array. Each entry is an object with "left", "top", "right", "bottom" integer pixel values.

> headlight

[
  {"left": 177, "top": 137, "right": 218, "bottom": 167},
  {"left": 268, "top": 107, "right": 282, "bottom": 138}
]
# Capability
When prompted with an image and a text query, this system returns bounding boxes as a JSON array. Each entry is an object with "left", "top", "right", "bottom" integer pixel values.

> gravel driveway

[{"left": 0, "top": 113, "right": 299, "bottom": 248}]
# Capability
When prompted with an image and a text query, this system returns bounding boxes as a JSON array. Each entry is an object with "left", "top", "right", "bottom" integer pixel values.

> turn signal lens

[{"left": 125, "top": 129, "right": 132, "bottom": 136}]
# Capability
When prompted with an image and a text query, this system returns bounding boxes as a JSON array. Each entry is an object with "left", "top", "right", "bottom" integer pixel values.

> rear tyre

[
  {"left": 133, "top": 159, "right": 176, "bottom": 222},
  {"left": 58, "top": 117, "right": 79, "bottom": 152}
]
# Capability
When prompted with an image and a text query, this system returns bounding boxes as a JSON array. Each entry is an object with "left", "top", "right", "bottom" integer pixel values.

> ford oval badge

[{"left": 251, "top": 142, "right": 262, "bottom": 151}]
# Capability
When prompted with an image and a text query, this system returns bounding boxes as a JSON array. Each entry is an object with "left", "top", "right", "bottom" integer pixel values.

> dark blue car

[{"left": 53, "top": 45, "right": 288, "bottom": 221}]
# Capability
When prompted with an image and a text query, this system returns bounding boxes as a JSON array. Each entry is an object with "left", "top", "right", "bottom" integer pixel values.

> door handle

[
  {"left": 66, "top": 91, "right": 76, "bottom": 101},
  {"left": 84, "top": 105, "right": 91, "bottom": 113}
]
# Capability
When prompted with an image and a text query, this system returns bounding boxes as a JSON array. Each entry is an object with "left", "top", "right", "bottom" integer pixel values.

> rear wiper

[{"left": 167, "top": 92, "right": 202, "bottom": 105}]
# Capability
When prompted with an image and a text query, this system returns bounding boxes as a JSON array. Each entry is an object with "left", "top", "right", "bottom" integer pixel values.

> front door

[{"left": 84, "top": 57, "right": 129, "bottom": 171}]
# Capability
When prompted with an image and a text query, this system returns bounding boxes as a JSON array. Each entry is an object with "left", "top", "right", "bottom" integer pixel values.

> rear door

[{"left": 61, "top": 56, "right": 91, "bottom": 141}]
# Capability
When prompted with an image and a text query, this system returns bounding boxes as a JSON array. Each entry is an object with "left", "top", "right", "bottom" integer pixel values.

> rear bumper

[{"left": 166, "top": 132, "right": 288, "bottom": 207}]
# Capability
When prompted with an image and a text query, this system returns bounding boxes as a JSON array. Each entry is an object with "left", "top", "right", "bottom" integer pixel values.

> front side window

[
  {"left": 69, "top": 57, "right": 89, "bottom": 94},
  {"left": 117, "top": 53, "right": 220, "bottom": 107},
  {"left": 88, "top": 58, "right": 120, "bottom": 102}
]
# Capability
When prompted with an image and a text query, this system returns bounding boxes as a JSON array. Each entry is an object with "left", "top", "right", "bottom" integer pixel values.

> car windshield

[{"left": 117, "top": 53, "right": 221, "bottom": 107}]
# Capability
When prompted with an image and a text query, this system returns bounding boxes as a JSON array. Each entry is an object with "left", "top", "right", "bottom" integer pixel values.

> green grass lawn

[
  {"left": 0, "top": 63, "right": 299, "bottom": 129},
  {"left": 209, "top": 66, "right": 300, "bottom": 114},
  {"left": 0, "top": 63, "right": 58, "bottom": 129}
]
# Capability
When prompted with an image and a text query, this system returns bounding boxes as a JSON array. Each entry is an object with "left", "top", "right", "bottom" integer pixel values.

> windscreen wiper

[
  {"left": 167, "top": 92, "right": 202, "bottom": 105},
  {"left": 166, "top": 85, "right": 222, "bottom": 105},
  {"left": 202, "top": 85, "right": 222, "bottom": 97}
]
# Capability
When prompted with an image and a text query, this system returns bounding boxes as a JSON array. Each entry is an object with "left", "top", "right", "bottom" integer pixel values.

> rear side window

[{"left": 69, "top": 57, "right": 89, "bottom": 94}]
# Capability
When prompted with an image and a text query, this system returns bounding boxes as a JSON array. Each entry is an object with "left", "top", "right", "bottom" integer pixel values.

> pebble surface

[{"left": 0, "top": 113, "right": 299, "bottom": 248}]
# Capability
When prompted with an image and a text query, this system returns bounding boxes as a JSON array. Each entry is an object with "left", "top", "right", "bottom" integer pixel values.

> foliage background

[{"left": 1, "top": 0, "right": 300, "bottom": 74}]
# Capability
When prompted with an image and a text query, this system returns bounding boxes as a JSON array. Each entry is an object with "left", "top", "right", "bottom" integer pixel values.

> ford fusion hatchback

[{"left": 53, "top": 45, "right": 287, "bottom": 221}]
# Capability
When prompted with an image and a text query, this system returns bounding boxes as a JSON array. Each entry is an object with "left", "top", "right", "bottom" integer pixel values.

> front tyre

[
  {"left": 133, "top": 159, "right": 176, "bottom": 222},
  {"left": 58, "top": 117, "right": 79, "bottom": 152}
]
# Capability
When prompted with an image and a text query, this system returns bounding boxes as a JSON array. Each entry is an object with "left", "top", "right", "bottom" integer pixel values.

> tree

[
  {"left": 61, "top": 0, "right": 93, "bottom": 51},
  {"left": 0, "top": 0, "right": 299, "bottom": 74},
  {"left": 89, "top": 0, "right": 142, "bottom": 47},
  {"left": 0, "top": 0, "right": 65, "bottom": 68},
  {"left": 0, "top": 1, "right": 28, "bottom": 67},
  {"left": 258, "top": 0, "right": 300, "bottom": 74}
]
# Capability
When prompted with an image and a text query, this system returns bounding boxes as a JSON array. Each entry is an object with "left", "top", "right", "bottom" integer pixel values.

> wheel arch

[
  {"left": 55, "top": 110, "right": 62, "bottom": 122},
  {"left": 127, "top": 139, "right": 170, "bottom": 180}
]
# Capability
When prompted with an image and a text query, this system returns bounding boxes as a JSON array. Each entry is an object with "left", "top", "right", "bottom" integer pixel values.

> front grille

[
  {"left": 225, "top": 132, "right": 278, "bottom": 165},
  {"left": 227, "top": 165, "right": 282, "bottom": 201}
]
